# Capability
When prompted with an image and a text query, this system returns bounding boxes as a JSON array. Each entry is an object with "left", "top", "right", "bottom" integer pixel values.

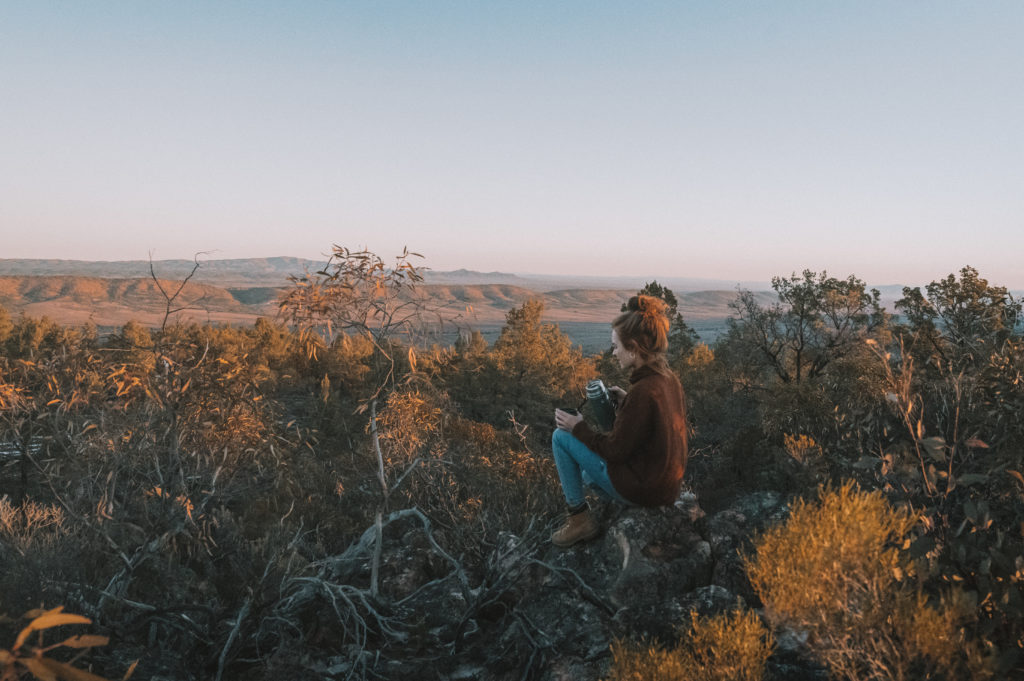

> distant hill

[
  {"left": 0, "top": 270, "right": 780, "bottom": 335},
  {"left": 0, "top": 275, "right": 256, "bottom": 329},
  {"left": 3, "top": 259, "right": 977, "bottom": 345},
  {"left": 0, "top": 257, "right": 327, "bottom": 288},
  {"left": 0, "top": 275, "right": 240, "bottom": 308},
  {"left": 0, "top": 258, "right": 770, "bottom": 292}
]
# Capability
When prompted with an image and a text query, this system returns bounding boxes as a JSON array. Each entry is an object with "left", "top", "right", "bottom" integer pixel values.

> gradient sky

[{"left": 2, "top": 1, "right": 1022, "bottom": 287}]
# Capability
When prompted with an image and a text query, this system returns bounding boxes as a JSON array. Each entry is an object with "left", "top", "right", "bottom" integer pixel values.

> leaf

[
  {"left": 58, "top": 635, "right": 109, "bottom": 649},
  {"left": 123, "top": 659, "right": 139, "bottom": 680},
  {"left": 35, "top": 657, "right": 111, "bottom": 681},
  {"left": 20, "top": 658, "right": 59, "bottom": 681},
  {"left": 956, "top": 474, "right": 990, "bottom": 487},
  {"left": 920, "top": 436, "right": 946, "bottom": 462},
  {"left": 965, "top": 437, "right": 989, "bottom": 449},
  {"left": 1007, "top": 470, "right": 1024, "bottom": 488},
  {"left": 407, "top": 347, "right": 417, "bottom": 372},
  {"left": 15, "top": 611, "right": 91, "bottom": 650}
]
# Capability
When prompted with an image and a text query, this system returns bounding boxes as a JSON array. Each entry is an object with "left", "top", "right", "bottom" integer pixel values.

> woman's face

[{"left": 611, "top": 328, "right": 638, "bottom": 370}]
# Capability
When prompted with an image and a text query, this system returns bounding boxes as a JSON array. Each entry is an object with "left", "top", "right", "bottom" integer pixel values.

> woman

[{"left": 551, "top": 295, "right": 689, "bottom": 547}]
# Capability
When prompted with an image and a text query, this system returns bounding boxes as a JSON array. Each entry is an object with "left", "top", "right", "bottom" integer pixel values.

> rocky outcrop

[{"left": 301, "top": 490, "right": 823, "bottom": 680}]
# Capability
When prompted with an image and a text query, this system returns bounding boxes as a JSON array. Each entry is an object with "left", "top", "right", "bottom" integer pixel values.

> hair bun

[
  {"left": 631, "top": 294, "right": 667, "bottom": 319},
  {"left": 614, "top": 294, "right": 671, "bottom": 361}
]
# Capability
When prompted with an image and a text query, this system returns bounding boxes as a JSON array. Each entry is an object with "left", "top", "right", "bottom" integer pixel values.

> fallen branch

[{"left": 215, "top": 597, "right": 251, "bottom": 681}]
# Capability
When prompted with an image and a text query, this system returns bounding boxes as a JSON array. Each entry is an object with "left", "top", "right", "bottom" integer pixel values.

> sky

[{"left": 2, "top": 1, "right": 1023, "bottom": 287}]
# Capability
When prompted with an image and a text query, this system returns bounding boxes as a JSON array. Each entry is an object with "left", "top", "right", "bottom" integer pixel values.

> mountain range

[{"left": 0, "top": 258, "right": 947, "bottom": 348}]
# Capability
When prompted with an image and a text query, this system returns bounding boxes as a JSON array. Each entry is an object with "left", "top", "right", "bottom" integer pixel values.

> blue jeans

[{"left": 551, "top": 428, "right": 631, "bottom": 508}]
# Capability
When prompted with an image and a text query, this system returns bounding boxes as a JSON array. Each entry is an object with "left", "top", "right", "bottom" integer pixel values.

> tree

[
  {"left": 279, "top": 246, "right": 430, "bottom": 398},
  {"left": 727, "top": 270, "right": 886, "bottom": 384},
  {"left": 896, "top": 265, "right": 1021, "bottom": 367},
  {"left": 278, "top": 245, "right": 437, "bottom": 596},
  {"left": 487, "top": 299, "right": 593, "bottom": 427},
  {"left": 447, "top": 299, "right": 593, "bottom": 433}
]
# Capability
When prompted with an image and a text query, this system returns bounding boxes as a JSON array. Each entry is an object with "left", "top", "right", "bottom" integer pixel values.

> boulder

[{"left": 706, "top": 491, "right": 790, "bottom": 607}]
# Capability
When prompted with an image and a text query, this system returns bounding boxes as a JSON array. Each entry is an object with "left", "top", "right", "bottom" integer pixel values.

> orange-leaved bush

[
  {"left": 744, "top": 481, "right": 992, "bottom": 681},
  {"left": 605, "top": 608, "right": 772, "bottom": 681}
]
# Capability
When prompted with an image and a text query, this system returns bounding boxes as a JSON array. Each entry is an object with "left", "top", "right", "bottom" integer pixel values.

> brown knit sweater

[{"left": 572, "top": 364, "right": 688, "bottom": 507}]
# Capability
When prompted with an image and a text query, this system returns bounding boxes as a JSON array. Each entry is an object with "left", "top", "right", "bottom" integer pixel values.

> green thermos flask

[{"left": 585, "top": 379, "right": 616, "bottom": 431}]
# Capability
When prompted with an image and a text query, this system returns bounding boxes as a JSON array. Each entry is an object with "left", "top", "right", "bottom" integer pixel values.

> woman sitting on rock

[{"left": 551, "top": 294, "right": 688, "bottom": 547}]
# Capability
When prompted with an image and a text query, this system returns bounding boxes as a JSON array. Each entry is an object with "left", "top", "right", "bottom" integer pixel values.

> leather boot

[{"left": 551, "top": 508, "right": 600, "bottom": 547}]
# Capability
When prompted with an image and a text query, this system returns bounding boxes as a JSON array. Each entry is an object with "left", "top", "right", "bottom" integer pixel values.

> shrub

[
  {"left": 606, "top": 609, "right": 772, "bottom": 681},
  {"left": 745, "top": 481, "right": 991, "bottom": 680},
  {"left": 449, "top": 298, "right": 594, "bottom": 438},
  {"left": 0, "top": 498, "right": 87, "bottom": 616}
]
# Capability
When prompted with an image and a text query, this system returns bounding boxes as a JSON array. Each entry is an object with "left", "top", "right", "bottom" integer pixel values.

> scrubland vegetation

[{"left": 1, "top": 249, "right": 1022, "bottom": 680}]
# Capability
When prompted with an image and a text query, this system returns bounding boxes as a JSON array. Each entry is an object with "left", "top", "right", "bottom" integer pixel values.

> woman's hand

[
  {"left": 609, "top": 385, "right": 627, "bottom": 406},
  {"left": 554, "top": 408, "right": 584, "bottom": 432}
]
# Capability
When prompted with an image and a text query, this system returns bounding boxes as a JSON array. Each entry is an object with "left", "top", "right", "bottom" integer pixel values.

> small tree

[
  {"left": 486, "top": 298, "right": 593, "bottom": 430},
  {"left": 278, "top": 246, "right": 437, "bottom": 596},
  {"left": 279, "top": 246, "right": 430, "bottom": 397}
]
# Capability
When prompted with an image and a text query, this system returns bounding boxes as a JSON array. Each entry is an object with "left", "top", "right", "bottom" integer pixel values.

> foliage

[
  {"left": 745, "top": 482, "right": 990, "bottom": 680},
  {"left": 450, "top": 298, "right": 594, "bottom": 437},
  {"left": 727, "top": 269, "right": 887, "bottom": 384},
  {"left": 278, "top": 246, "right": 431, "bottom": 397},
  {"left": 896, "top": 265, "right": 1022, "bottom": 368},
  {"left": 861, "top": 330, "right": 1024, "bottom": 674},
  {"left": 0, "top": 305, "right": 13, "bottom": 346},
  {"left": 606, "top": 609, "right": 772, "bottom": 681},
  {"left": 6, "top": 255, "right": 1024, "bottom": 679},
  {"left": 1, "top": 607, "right": 120, "bottom": 681}
]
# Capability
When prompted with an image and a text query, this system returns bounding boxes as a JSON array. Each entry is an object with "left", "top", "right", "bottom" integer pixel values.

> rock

[
  {"left": 728, "top": 491, "right": 788, "bottom": 528},
  {"left": 676, "top": 584, "right": 743, "bottom": 618},
  {"left": 513, "top": 588, "right": 611, "bottom": 656},
  {"left": 314, "top": 494, "right": 798, "bottom": 680},
  {"left": 773, "top": 624, "right": 811, "bottom": 654},
  {"left": 711, "top": 553, "right": 759, "bottom": 607},
  {"left": 704, "top": 492, "right": 790, "bottom": 607},
  {"left": 613, "top": 584, "right": 742, "bottom": 644},
  {"left": 673, "top": 489, "right": 706, "bottom": 523},
  {"left": 540, "top": 656, "right": 609, "bottom": 681},
  {"left": 766, "top": 655, "right": 831, "bottom": 681},
  {"left": 606, "top": 506, "right": 713, "bottom": 602}
]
